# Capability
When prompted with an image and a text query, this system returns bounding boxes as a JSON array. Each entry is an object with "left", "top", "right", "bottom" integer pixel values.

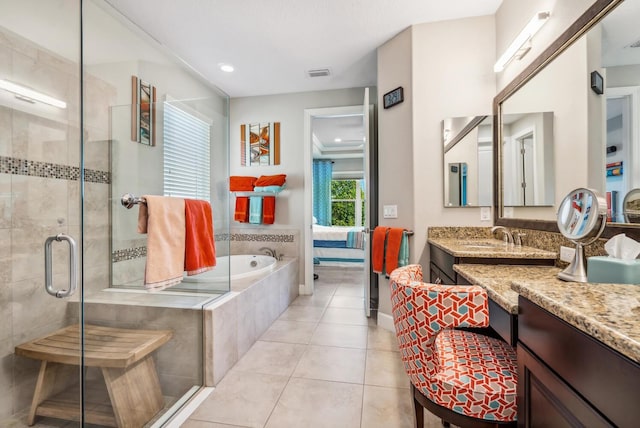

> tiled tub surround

[
  {"left": 78, "top": 257, "right": 298, "bottom": 408},
  {"left": 204, "top": 257, "right": 299, "bottom": 385},
  {"left": 454, "top": 263, "right": 640, "bottom": 364}
]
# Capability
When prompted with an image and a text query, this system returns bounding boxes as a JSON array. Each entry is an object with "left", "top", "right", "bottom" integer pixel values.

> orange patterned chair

[{"left": 389, "top": 265, "right": 517, "bottom": 428}]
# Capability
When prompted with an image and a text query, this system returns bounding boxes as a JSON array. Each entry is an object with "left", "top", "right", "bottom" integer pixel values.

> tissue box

[{"left": 587, "top": 256, "right": 640, "bottom": 284}]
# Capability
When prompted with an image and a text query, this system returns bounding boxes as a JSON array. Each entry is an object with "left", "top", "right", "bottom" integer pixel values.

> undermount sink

[{"left": 458, "top": 240, "right": 508, "bottom": 249}]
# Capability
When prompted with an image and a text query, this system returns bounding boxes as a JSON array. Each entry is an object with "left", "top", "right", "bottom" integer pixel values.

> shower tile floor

[{"left": 183, "top": 265, "right": 447, "bottom": 428}]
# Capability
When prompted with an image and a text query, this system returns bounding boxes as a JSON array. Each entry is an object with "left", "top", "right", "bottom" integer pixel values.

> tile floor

[{"left": 183, "top": 265, "right": 446, "bottom": 428}]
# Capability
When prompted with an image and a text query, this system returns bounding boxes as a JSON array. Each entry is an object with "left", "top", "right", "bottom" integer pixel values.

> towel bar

[
  {"left": 369, "top": 228, "right": 414, "bottom": 236},
  {"left": 121, "top": 193, "right": 146, "bottom": 209}
]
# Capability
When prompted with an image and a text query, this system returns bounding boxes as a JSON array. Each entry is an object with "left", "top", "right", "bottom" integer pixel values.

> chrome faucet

[
  {"left": 490, "top": 226, "right": 514, "bottom": 244},
  {"left": 259, "top": 247, "right": 277, "bottom": 258}
]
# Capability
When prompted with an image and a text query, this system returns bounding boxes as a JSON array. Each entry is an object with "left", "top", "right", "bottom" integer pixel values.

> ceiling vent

[{"left": 307, "top": 68, "right": 331, "bottom": 78}]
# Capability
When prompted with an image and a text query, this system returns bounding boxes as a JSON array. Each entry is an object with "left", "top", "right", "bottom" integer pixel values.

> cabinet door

[{"left": 517, "top": 344, "right": 612, "bottom": 428}]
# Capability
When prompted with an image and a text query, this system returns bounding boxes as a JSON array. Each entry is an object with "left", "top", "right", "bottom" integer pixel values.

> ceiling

[{"left": 106, "top": 0, "right": 503, "bottom": 98}]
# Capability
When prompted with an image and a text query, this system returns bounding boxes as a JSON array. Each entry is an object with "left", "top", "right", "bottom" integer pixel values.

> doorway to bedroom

[{"left": 303, "top": 88, "right": 377, "bottom": 317}]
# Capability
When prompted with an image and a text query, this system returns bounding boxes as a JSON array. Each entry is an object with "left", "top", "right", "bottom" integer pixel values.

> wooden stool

[{"left": 15, "top": 324, "right": 172, "bottom": 427}]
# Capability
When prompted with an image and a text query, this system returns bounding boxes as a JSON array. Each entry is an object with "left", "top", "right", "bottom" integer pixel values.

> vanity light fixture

[
  {"left": 494, "top": 11, "right": 551, "bottom": 73},
  {"left": 0, "top": 79, "right": 67, "bottom": 108}
]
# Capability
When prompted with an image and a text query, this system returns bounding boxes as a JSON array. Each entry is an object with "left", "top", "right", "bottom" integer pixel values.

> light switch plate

[
  {"left": 383, "top": 205, "right": 398, "bottom": 219},
  {"left": 480, "top": 207, "right": 491, "bottom": 221}
]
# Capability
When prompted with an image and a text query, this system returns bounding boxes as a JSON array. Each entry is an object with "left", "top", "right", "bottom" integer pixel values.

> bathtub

[{"left": 182, "top": 254, "right": 277, "bottom": 284}]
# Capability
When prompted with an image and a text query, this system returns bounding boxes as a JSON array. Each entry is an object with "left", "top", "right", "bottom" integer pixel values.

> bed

[{"left": 313, "top": 225, "right": 366, "bottom": 265}]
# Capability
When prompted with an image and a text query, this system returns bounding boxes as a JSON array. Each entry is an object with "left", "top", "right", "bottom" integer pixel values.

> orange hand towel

[
  {"left": 255, "top": 174, "right": 286, "bottom": 186},
  {"left": 137, "top": 195, "right": 185, "bottom": 291},
  {"left": 230, "top": 176, "right": 257, "bottom": 191},
  {"left": 185, "top": 199, "right": 216, "bottom": 275},
  {"left": 372, "top": 226, "right": 389, "bottom": 274},
  {"left": 234, "top": 197, "right": 249, "bottom": 222},
  {"left": 385, "top": 228, "right": 405, "bottom": 274},
  {"left": 262, "top": 196, "right": 276, "bottom": 224}
]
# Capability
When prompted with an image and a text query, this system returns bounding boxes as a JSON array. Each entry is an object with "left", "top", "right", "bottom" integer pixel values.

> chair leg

[{"left": 412, "top": 384, "right": 424, "bottom": 428}]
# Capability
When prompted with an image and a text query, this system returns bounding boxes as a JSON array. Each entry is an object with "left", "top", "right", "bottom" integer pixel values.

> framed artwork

[
  {"left": 131, "top": 75, "right": 156, "bottom": 146},
  {"left": 240, "top": 122, "right": 281, "bottom": 166}
]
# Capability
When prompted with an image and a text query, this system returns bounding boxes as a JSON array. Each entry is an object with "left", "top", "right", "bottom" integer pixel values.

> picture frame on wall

[{"left": 131, "top": 75, "right": 156, "bottom": 146}]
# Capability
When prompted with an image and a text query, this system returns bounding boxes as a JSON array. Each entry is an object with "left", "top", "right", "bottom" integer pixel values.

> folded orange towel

[
  {"left": 372, "top": 226, "right": 389, "bottom": 274},
  {"left": 137, "top": 195, "right": 185, "bottom": 291},
  {"left": 385, "top": 228, "right": 405, "bottom": 274},
  {"left": 230, "top": 176, "right": 257, "bottom": 191},
  {"left": 262, "top": 196, "right": 275, "bottom": 224},
  {"left": 234, "top": 197, "right": 249, "bottom": 222},
  {"left": 255, "top": 174, "right": 286, "bottom": 186},
  {"left": 185, "top": 199, "right": 216, "bottom": 275}
]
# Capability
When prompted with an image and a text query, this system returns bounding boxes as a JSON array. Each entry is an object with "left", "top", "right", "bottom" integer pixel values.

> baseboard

[
  {"left": 377, "top": 312, "right": 395, "bottom": 332},
  {"left": 299, "top": 283, "right": 312, "bottom": 295}
]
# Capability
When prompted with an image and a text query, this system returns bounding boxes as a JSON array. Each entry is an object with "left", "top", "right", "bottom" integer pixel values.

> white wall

[
  {"left": 495, "top": 0, "right": 596, "bottom": 91},
  {"left": 229, "top": 88, "right": 371, "bottom": 285},
  {"left": 376, "top": 15, "right": 496, "bottom": 317}
]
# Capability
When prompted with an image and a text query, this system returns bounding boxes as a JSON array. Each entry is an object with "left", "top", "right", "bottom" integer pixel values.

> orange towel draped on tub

[
  {"left": 184, "top": 199, "right": 216, "bottom": 275},
  {"left": 372, "top": 226, "right": 389, "bottom": 274},
  {"left": 137, "top": 195, "right": 185, "bottom": 291},
  {"left": 384, "top": 228, "right": 405, "bottom": 274}
]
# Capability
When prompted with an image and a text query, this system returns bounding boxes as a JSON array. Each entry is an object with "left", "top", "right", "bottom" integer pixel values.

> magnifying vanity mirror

[
  {"left": 556, "top": 188, "right": 607, "bottom": 282},
  {"left": 493, "top": 0, "right": 640, "bottom": 240},
  {"left": 442, "top": 116, "right": 493, "bottom": 207}
]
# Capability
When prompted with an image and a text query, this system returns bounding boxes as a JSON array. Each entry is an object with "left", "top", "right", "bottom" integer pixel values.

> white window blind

[{"left": 163, "top": 102, "right": 211, "bottom": 201}]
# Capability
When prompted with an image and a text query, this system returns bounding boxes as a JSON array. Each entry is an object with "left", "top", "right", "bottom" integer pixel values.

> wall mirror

[
  {"left": 442, "top": 115, "right": 493, "bottom": 207},
  {"left": 493, "top": 0, "right": 640, "bottom": 239}
]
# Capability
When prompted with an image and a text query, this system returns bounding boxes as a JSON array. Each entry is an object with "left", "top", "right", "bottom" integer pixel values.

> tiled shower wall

[{"left": 0, "top": 27, "right": 113, "bottom": 419}]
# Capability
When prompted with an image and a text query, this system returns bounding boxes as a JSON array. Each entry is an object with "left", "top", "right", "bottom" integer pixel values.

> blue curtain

[{"left": 313, "top": 160, "right": 332, "bottom": 226}]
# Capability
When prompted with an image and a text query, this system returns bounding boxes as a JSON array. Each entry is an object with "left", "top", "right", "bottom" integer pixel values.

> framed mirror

[
  {"left": 442, "top": 115, "right": 493, "bottom": 207},
  {"left": 493, "top": 0, "right": 640, "bottom": 239}
]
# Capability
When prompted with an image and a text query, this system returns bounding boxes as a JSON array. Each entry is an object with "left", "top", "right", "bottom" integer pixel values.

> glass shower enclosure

[{"left": 0, "top": 0, "right": 230, "bottom": 426}]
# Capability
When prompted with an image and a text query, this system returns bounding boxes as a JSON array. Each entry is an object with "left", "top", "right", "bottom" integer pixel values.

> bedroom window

[
  {"left": 331, "top": 179, "right": 365, "bottom": 227},
  {"left": 163, "top": 101, "right": 211, "bottom": 201}
]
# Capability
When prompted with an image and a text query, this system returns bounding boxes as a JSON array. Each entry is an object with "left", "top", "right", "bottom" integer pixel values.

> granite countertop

[
  {"left": 428, "top": 238, "right": 557, "bottom": 259},
  {"left": 512, "top": 279, "right": 640, "bottom": 364},
  {"left": 454, "top": 264, "right": 561, "bottom": 314}
]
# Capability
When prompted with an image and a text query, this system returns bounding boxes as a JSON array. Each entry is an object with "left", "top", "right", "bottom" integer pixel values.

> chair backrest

[{"left": 389, "top": 264, "right": 489, "bottom": 380}]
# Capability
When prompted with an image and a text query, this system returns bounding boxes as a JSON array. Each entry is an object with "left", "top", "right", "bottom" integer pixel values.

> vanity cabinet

[{"left": 517, "top": 297, "right": 640, "bottom": 428}]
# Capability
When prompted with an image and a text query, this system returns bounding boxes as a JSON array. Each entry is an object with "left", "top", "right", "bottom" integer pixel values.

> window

[
  {"left": 331, "top": 179, "right": 365, "bottom": 226},
  {"left": 163, "top": 102, "right": 211, "bottom": 201}
]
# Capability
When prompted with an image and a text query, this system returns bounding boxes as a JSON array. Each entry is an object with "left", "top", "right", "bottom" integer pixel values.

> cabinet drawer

[
  {"left": 517, "top": 343, "right": 612, "bottom": 428},
  {"left": 488, "top": 299, "right": 517, "bottom": 346},
  {"left": 519, "top": 297, "right": 640, "bottom": 428}
]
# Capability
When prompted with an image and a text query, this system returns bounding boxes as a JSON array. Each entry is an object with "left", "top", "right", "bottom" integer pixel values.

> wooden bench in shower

[{"left": 15, "top": 324, "right": 173, "bottom": 427}]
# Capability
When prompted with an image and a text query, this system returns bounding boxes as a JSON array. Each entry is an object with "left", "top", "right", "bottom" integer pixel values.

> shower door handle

[{"left": 44, "top": 234, "right": 78, "bottom": 298}]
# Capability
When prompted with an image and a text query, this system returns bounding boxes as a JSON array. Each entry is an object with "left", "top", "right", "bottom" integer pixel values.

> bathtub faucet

[{"left": 259, "top": 247, "right": 277, "bottom": 258}]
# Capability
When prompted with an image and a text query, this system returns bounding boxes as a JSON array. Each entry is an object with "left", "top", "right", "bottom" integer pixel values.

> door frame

[{"left": 302, "top": 104, "right": 373, "bottom": 296}]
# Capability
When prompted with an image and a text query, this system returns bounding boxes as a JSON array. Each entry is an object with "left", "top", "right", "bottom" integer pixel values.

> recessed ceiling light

[
  {"left": 219, "top": 63, "right": 234, "bottom": 73},
  {"left": 334, "top": 138, "right": 342, "bottom": 143}
]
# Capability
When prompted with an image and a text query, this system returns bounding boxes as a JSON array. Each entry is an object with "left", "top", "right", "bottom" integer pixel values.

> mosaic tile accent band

[
  {"left": 0, "top": 156, "right": 110, "bottom": 184},
  {"left": 230, "top": 233, "right": 295, "bottom": 243},
  {"left": 113, "top": 233, "right": 295, "bottom": 262},
  {"left": 112, "top": 246, "right": 147, "bottom": 263},
  {"left": 215, "top": 233, "right": 295, "bottom": 243}
]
